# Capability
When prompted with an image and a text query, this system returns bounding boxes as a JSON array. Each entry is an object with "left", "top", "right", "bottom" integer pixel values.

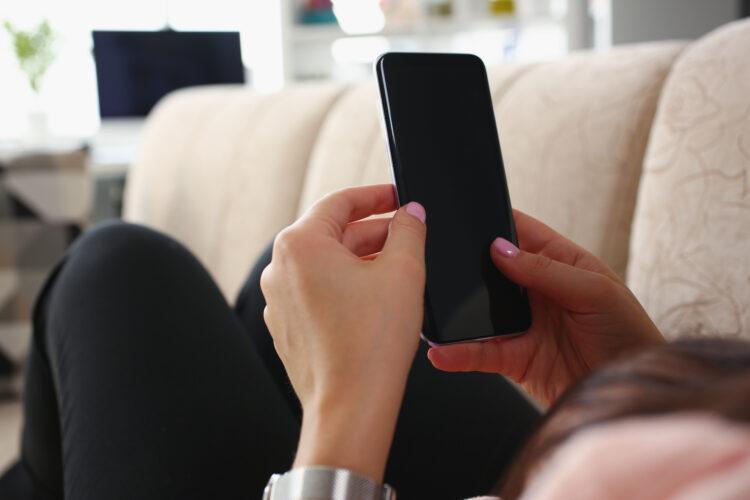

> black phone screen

[{"left": 377, "top": 53, "right": 531, "bottom": 344}]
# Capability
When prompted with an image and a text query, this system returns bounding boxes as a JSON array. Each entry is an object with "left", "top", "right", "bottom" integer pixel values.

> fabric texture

[
  {"left": 496, "top": 42, "right": 685, "bottom": 278},
  {"left": 627, "top": 20, "right": 750, "bottom": 340}
]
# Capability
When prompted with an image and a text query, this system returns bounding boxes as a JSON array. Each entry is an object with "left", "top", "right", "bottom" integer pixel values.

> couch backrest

[
  {"left": 125, "top": 42, "right": 686, "bottom": 303},
  {"left": 627, "top": 19, "right": 750, "bottom": 341},
  {"left": 299, "top": 43, "right": 685, "bottom": 281},
  {"left": 124, "top": 83, "right": 345, "bottom": 300}
]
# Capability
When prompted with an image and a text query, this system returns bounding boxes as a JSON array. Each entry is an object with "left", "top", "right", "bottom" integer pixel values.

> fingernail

[
  {"left": 492, "top": 237, "right": 519, "bottom": 258},
  {"left": 427, "top": 347, "right": 441, "bottom": 362},
  {"left": 405, "top": 202, "right": 426, "bottom": 224}
]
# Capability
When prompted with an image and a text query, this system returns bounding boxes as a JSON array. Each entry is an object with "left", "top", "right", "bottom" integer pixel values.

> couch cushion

[
  {"left": 627, "top": 20, "right": 750, "bottom": 340},
  {"left": 296, "top": 83, "right": 390, "bottom": 214},
  {"left": 496, "top": 42, "right": 685, "bottom": 277},
  {"left": 124, "top": 83, "right": 346, "bottom": 301}
]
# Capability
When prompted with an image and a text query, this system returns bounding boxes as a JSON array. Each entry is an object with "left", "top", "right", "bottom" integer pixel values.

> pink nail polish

[
  {"left": 493, "top": 237, "right": 519, "bottom": 258},
  {"left": 405, "top": 202, "right": 426, "bottom": 223}
]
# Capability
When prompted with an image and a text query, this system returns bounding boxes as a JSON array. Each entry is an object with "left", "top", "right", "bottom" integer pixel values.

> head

[{"left": 500, "top": 337, "right": 750, "bottom": 499}]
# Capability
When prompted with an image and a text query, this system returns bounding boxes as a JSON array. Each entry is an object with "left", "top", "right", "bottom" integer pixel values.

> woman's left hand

[{"left": 260, "top": 184, "right": 427, "bottom": 483}]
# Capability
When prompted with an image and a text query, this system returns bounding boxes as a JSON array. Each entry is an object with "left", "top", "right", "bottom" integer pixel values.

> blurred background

[
  {"left": 1, "top": 0, "right": 746, "bottom": 145},
  {"left": 0, "top": 0, "right": 749, "bottom": 477},
  {"left": 1, "top": 0, "right": 748, "bottom": 350},
  {"left": 1, "top": 0, "right": 748, "bottom": 372},
  {"left": 0, "top": 0, "right": 750, "bottom": 332}
]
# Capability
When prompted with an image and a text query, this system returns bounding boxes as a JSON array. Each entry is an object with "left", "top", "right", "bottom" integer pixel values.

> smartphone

[{"left": 376, "top": 52, "right": 531, "bottom": 345}]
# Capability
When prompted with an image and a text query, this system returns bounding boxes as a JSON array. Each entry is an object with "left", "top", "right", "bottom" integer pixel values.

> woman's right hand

[{"left": 427, "top": 209, "right": 664, "bottom": 407}]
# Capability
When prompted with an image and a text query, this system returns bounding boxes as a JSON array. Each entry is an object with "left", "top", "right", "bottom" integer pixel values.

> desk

[{"left": 0, "top": 122, "right": 143, "bottom": 363}]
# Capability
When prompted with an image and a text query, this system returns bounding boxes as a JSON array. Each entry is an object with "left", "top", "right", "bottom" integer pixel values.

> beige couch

[{"left": 2, "top": 18, "right": 749, "bottom": 474}]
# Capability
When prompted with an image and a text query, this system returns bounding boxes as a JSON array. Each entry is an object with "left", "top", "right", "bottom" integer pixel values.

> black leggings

[{"left": 1, "top": 222, "right": 539, "bottom": 500}]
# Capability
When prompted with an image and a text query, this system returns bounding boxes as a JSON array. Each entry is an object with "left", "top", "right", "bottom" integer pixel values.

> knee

[
  {"left": 39, "top": 221, "right": 218, "bottom": 331},
  {"left": 69, "top": 222, "right": 188, "bottom": 270},
  {"left": 59, "top": 222, "right": 205, "bottom": 297},
  {"left": 70, "top": 221, "right": 175, "bottom": 255},
  {"left": 32, "top": 222, "right": 200, "bottom": 355}
]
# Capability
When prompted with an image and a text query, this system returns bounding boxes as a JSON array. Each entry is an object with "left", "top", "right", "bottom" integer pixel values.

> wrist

[{"left": 294, "top": 385, "right": 406, "bottom": 483}]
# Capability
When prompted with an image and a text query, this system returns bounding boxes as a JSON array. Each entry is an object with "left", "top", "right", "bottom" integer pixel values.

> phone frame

[{"left": 375, "top": 52, "right": 529, "bottom": 345}]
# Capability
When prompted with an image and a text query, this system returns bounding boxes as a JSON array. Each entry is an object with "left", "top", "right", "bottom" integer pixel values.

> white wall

[{"left": 612, "top": 0, "right": 741, "bottom": 45}]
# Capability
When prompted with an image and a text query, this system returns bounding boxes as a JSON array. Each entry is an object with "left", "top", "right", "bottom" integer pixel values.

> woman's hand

[
  {"left": 260, "top": 184, "right": 427, "bottom": 483},
  {"left": 428, "top": 209, "right": 664, "bottom": 407}
]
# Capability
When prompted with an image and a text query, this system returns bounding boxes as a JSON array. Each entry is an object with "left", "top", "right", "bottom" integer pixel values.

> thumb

[
  {"left": 382, "top": 201, "right": 427, "bottom": 263},
  {"left": 490, "top": 237, "right": 609, "bottom": 312}
]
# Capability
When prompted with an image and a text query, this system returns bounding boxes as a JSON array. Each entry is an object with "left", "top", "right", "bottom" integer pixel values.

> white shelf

[
  {"left": 290, "top": 14, "right": 521, "bottom": 44},
  {"left": 291, "top": 24, "right": 345, "bottom": 43},
  {"left": 268, "top": 0, "right": 587, "bottom": 87}
]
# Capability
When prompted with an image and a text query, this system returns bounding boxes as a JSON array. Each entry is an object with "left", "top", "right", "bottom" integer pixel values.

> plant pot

[{"left": 26, "top": 96, "right": 50, "bottom": 145}]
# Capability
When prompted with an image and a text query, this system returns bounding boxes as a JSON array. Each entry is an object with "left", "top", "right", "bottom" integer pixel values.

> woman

[
  {"left": 1, "top": 184, "right": 746, "bottom": 499},
  {"left": 501, "top": 337, "right": 750, "bottom": 499},
  {"left": 256, "top": 183, "right": 664, "bottom": 498}
]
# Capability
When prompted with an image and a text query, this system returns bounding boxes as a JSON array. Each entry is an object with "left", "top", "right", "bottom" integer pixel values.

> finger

[
  {"left": 342, "top": 217, "right": 391, "bottom": 257},
  {"left": 381, "top": 202, "right": 427, "bottom": 264},
  {"left": 490, "top": 237, "right": 612, "bottom": 312},
  {"left": 426, "top": 337, "right": 528, "bottom": 377},
  {"left": 513, "top": 208, "right": 589, "bottom": 259},
  {"left": 427, "top": 289, "right": 544, "bottom": 376},
  {"left": 513, "top": 209, "right": 620, "bottom": 280},
  {"left": 427, "top": 341, "right": 501, "bottom": 372},
  {"left": 512, "top": 209, "right": 561, "bottom": 253},
  {"left": 305, "top": 184, "right": 397, "bottom": 238}
]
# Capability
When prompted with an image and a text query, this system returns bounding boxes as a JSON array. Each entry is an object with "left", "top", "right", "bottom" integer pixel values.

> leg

[
  {"left": 236, "top": 244, "right": 541, "bottom": 500},
  {"left": 16, "top": 223, "right": 300, "bottom": 499},
  {"left": 388, "top": 346, "right": 540, "bottom": 499},
  {"left": 236, "top": 244, "right": 301, "bottom": 420}
]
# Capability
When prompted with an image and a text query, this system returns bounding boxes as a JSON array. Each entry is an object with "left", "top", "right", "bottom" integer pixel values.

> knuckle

[
  {"left": 528, "top": 253, "right": 553, "bottom": 275},
  {"left": 313, "top": 215, "right": 342, "bottom": 239},
  {"left": 259, "top": 265, "right": 274, "bottom": 294},
  {"left": 584, "top": 274, "right": 616, "bottom": 309},
  {"left": 335, "top": 186, "right": 357, "bottom": 198},
  {"left": 394, "top": 215, "right": 426, "bottom": 239},
  {"left": 590, "top": 273, "right": 613, "bottom": 295},
  {"left": 315, "top": 191, "right": 337, "bottom": 210},
  {"left": 545, "top": 238, "right": 573, "bottom": 260},
  {"left": 318, "top": 187, "right": 351, "bottom": 209},
  {"left": 393, "top": 253, "right": 425, "bottom": 279},
  {"left": 273, "top": 227, "right": 304, "bottom": 258}
]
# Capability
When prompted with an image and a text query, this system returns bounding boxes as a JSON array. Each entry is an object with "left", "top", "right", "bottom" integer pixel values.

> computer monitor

[{"left": 93, "top": 30, "right": 245, "bottom": 118}]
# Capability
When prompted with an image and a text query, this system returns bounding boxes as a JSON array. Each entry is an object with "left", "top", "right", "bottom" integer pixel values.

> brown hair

[{"left": 499, "top": 338, "right": 750, "bottom": 499}]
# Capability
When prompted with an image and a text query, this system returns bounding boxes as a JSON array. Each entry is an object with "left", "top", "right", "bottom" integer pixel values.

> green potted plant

[{"left": 3, "top": 19, "right": 57, "bottom": 142}]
